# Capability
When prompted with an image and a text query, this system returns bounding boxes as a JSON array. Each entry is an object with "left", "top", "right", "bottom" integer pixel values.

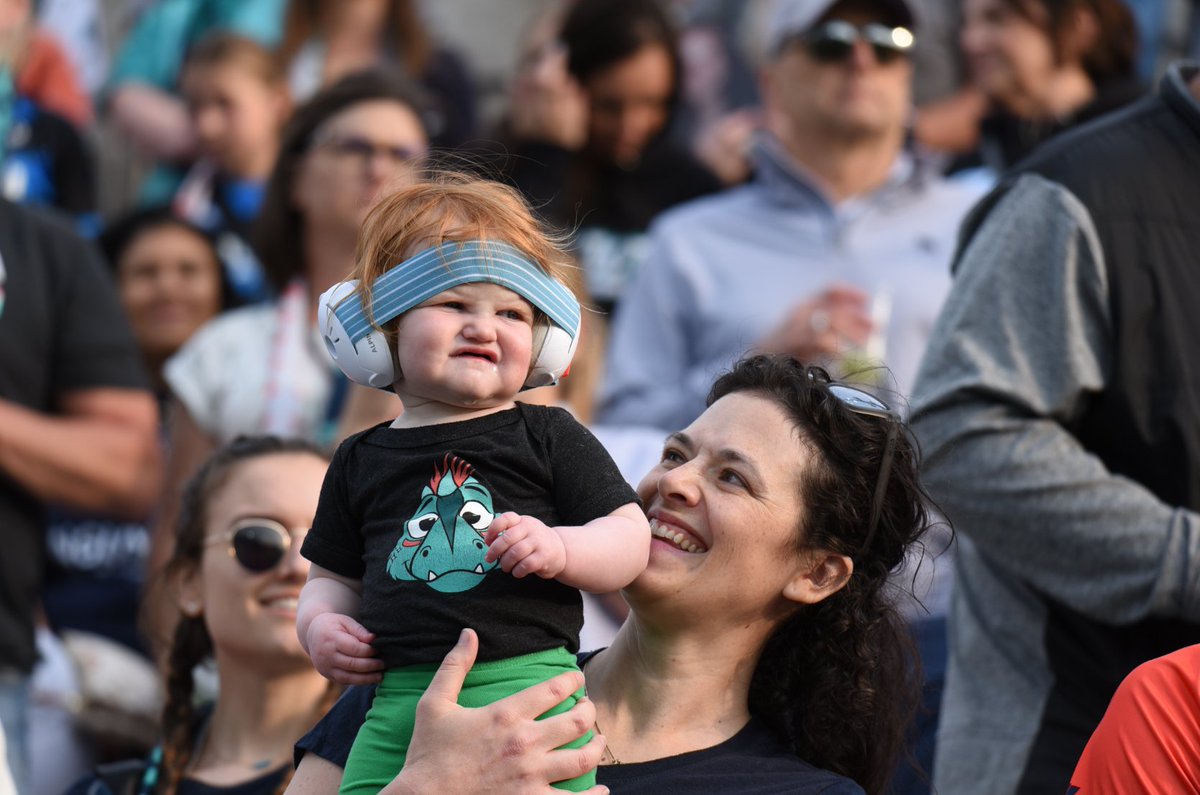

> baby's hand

[
  {"left": 305, "top": 613, "right": 385, "bottom": 685},
  {"left": 484, "top": 512, "right": 567, "bottom": 580}
]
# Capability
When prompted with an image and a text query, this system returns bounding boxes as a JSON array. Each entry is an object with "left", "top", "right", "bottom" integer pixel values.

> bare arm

[
  {"left": 0, "top": 388, "right": 159, "bottom": 519},
  {"left": 297, "top": 565, "right": 364, "bottom": 650},
  {"left": 286, "top": 754, "right": 347, "bottom": 795},
  {"left": 555, "top": 503, "right": 649, "bottom": 592},
  {"left": 298, "top": 565, "right": 382, "bottom": 684},
  {"left": 108, "top": 84, "right": 195, "bottom": 161},
  {"left": 485, "top": 503, "right": 650, "bottom": 593}
]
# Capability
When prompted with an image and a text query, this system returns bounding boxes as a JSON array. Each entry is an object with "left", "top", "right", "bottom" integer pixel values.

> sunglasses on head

[
  {"left": 206, "top": 518, "right": 301, "bottom": 573},
  {"left": 827, "top": 384, "right": 900, "bottom": 559},
  {"left": 800, "top": 21, "right": 914, "bottom": 64}
]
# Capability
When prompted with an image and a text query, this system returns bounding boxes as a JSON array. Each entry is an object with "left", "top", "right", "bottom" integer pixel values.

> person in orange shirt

[
  {"left": 0, "top": 0, "right": 91, "bottom": 127},
  {"left": 1069, "top": 645, "right": 1200, "bottom": 794}
]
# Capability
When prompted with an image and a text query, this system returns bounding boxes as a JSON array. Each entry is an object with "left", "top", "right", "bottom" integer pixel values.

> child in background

[
  {"left": 174, "top": 32, "right": 291, "bottom": 302},
  {"left": 296, "top": 175, "right": 650, "bottom": 794}
]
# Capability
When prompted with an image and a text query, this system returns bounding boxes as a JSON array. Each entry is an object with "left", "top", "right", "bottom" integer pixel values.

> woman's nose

[
  {"left": 277, "top": 534, "right": 310, "bottom": 580},
  {"left": 657, "top": 462, "right": 701, "bottom": 505}
]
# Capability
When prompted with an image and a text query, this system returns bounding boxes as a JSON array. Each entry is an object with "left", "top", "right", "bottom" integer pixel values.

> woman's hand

[
  {"left": 386, "top": 629, "right": 608, "bottom": 795},
  {"left": 484, "top": 513, "right": 568, "bottom": 579}
]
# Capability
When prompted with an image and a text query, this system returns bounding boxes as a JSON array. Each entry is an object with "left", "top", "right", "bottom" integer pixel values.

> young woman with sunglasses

[
  {"left": 288, "top": 354, "right": 934, "bottom": 795},
  {"left": 68, "top": 436, "right": 338, "bottom": 795}
]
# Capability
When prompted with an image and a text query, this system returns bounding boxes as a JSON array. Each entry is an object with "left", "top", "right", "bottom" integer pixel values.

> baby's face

[{"left": 393, "top": 283, "right": 535, "bottom": 414}]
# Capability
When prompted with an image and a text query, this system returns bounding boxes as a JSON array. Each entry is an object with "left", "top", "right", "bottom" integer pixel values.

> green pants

[{"left": 339, "top": 646, "right": 594, "bottom": 795}]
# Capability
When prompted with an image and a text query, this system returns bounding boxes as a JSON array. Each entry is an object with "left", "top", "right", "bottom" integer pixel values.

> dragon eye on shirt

[
  {"left": 406, "top": 513, "right": 438, "bottom": 539},
  {"left": 460, "top": 501, "right": 494, "bottom": 533}
]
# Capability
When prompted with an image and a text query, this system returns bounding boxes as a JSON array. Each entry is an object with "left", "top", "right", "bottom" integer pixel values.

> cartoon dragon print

[{"left": 386, "top": 454, "right": 499, "bottom": 593}]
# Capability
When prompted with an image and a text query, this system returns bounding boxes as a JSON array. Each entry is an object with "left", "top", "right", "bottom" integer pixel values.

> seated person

[{"left": 289, "top": 354, "right": 935, "bottom": 794}]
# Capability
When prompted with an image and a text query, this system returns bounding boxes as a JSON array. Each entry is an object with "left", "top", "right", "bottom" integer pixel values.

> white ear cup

[
  {"left": 525, "top": 316, "right": 580, "bottom": 389},
  {"left": 319, "top": 279, "right": 581, "bottom": 392},
  {"left": 318, "top": 280, "right": 396, "bottom": 389}
]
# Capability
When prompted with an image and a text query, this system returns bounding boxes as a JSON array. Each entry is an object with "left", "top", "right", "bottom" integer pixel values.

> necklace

[
  {"left": 593, "top": 718, "right": 622, "bottom": 765},
  {"left": 191, "top": 718, "right": 281, "bottom": 773}
]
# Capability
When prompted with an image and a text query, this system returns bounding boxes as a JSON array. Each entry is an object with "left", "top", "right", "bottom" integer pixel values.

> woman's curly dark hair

[
  {"left": 708, "top": 355, "right": 935, "bottom": 795},
  {"left": 156, "top": 436, "right": 337, "bottom": 795}
]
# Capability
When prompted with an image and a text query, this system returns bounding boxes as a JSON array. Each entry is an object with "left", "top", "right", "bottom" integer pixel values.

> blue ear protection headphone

[{"left": 318, "top": 241, "right": 581, "bottom": 391}]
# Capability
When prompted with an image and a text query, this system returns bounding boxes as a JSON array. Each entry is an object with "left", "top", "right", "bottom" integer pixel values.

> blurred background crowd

[{"left": 0, "top": 0, "right": 1197, "bottom": 793}]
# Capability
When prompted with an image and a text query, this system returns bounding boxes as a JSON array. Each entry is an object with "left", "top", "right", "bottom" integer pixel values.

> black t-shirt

[
  {"left": 0, "top": 200, "right": 148, "bottom": 671},
  {"left": 301, "top": 404, "right": 638, "bottom": 667},
  {"left": 296, "top": 677, "right": 864, "bottom": 794}
]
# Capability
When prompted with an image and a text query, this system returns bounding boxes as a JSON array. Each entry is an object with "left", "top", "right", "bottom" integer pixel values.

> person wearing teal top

[{"left": 106, "top": 0, "right": 286, "bottom": 167}]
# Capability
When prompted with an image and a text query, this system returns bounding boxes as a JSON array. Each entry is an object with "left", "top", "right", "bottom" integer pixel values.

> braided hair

[{"left": 156, "top": 436, "right": 337, "bottom": 795}]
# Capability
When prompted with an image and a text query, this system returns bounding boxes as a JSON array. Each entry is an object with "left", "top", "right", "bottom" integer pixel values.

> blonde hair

[{"left": 353, "top": 172, "right": 578, "bottom": 333}]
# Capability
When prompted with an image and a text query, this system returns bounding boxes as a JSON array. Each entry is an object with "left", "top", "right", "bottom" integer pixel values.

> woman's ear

[
  {"left": 783, "top": 550, "right": 853, "bottom": 605},
  {"left": 177, "top": 567, "right": 204, "bottom": 618}
]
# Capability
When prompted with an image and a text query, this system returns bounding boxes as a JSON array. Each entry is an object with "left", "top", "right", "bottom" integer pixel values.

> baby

[{"left": 296, "top": 175, "right": 650, "bottom": 794}]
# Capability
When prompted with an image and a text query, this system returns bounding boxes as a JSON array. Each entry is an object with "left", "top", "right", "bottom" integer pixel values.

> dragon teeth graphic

[{"left": 386, "top": 454, "right": 498, "bottom": 593}]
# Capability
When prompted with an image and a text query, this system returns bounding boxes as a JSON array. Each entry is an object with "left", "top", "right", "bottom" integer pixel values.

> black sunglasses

[
  {"left": 206, "top": 518, "right": 302, "bottom": 573},
  {"left": 827, "top": 384, "right": 900, "bottom": 558},
  {"left": 801, "top": 21, "right": 914, "bottom": 64}
]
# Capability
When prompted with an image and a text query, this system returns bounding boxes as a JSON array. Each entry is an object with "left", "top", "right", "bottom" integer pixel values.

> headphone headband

[{"left": 332, "top": 241, "right": 580, "bottom": 343}]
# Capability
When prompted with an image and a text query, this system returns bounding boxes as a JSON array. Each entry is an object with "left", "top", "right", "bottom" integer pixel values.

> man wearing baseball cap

[
  {"left": 598, "top": 5, "right": 982, "bottom": 786},
  {"left": 601, "top": 0, "right": 981, "bottom": 428}
]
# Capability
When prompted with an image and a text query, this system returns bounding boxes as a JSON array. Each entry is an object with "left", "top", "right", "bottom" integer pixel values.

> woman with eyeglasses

[
  {"left": 955, "top": 0, "right": 1142, "bottom": 174},
  {"left": 286, "top": 354, "right": 933, "bottom": 795},
  {"left": 150, "top": 70, "right": 431, "bottom": 604},
  {"left": 66, "top": 436, "right": 337, "bottom": 795}
]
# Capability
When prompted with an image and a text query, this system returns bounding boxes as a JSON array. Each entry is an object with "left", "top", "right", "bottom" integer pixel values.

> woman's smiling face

[
  {"left": 185, "top": 452, "right": 328, "bottom": 673},
  {"left": 961, "top": 0, "right": 1061, "bottom": 113},
  {"left": 628, "top": 392, "right": 820, "bottom": 625}
]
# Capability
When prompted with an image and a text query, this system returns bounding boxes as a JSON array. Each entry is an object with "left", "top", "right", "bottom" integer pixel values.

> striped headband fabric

[{"left": 333, "top": 240, "right": 581, "bottom": 344}]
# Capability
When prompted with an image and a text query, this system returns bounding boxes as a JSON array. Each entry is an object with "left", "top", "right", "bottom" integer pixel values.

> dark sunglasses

[
  {"left": 206, "top": 518, "right": 302, "bottom": 573},
  {"left": 828, "top": 384, "right": 900, "bottom": 558},
  {"left": 801, "top": 21, "right": 914, "bottom": 64}
]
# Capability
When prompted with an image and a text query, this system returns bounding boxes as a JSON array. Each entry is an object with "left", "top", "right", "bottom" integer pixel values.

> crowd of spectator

[{"left": 0, "top": 0, "right": 1197, "bottom": 793}]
